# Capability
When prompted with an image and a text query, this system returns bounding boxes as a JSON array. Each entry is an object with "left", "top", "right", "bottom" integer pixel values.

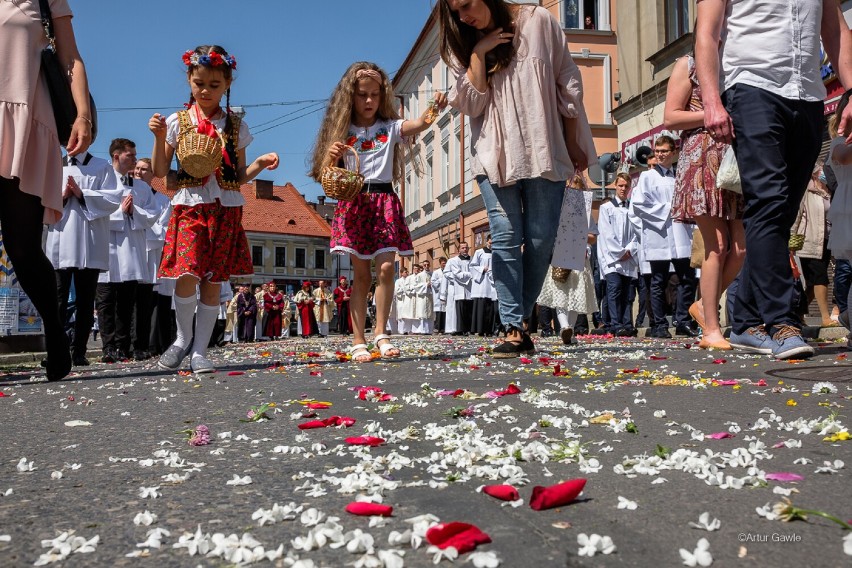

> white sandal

[
  {"left": 349, "top": 344, "right": 372, "bottom": 363},
  {"left": 374, "top": 334, "right": 400, "bottom": 359}
]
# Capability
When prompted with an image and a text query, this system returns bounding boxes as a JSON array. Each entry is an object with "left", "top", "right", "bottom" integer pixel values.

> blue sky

[{"left": 71, "top": 1, "right": 435, "bottom": 200}]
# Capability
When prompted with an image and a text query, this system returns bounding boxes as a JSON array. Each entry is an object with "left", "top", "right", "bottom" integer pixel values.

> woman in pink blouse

[{"left": 438, "top": 0, "right": 596, "bottom": 357}]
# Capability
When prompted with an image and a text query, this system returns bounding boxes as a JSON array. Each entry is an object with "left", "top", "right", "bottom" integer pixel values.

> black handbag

[{"left": 38, "top": 0, "right": 96, "bottom": 146}]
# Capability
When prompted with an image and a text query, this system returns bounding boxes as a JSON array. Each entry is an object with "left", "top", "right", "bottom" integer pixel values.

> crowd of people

[{"left": 2, "top": 0, "right": 852, "bottom": 382}]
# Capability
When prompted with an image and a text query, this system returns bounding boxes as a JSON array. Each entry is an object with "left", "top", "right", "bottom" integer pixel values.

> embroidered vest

[{"left": 175, "top": 109, "right": 242, "bottom": 190}]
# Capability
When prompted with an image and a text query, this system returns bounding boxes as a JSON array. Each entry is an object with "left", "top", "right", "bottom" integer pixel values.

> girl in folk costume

[
  {"left": 333, "top": 276, "right": 353, "bottom": 335},
  {"left": 295, "top": 281, "right": 318, "bottom": 338},
  {"left": 149, "top": 45, "right": 279, "bottom": 373},
  {"left": 263, "top": 282, "right": 285, "bottom": 338},
  {"left": 313, "top": 280, "right": 334, "bottom": 337},
  {"left": 309, "top": 62, "right": 447, "bottom": 362}
]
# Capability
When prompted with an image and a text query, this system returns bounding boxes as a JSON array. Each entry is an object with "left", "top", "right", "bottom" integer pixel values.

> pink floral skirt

[
  {"left": 672, "top": 131, "right": 744, "bottom": 221},
  {"left": 159, "top": 201, "right": 253, "bottom": 282},
  {"left": 330, "top": 191, "right": 413, "bottom": 259}
]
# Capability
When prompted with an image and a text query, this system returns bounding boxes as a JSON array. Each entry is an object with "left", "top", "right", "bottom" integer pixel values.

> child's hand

[
  {"left": 149, "top": 114, "right": 167, "bottom": 139},
  {"left": 432, "top": 91, "right": 449, "bottom": 111},
  {"left": 256, "top": 153, "right": 279, "bottom": 171},
  {"left": 326, "top": 142, "right": 347, "bottom": 165},
  {"left": 65, "top": 176, "right": 82, "bottom": 199}
]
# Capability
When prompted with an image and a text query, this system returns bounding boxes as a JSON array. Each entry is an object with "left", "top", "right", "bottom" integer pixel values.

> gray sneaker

[
  {"left": 190, "top": 354, "right": 216, "bottom": 374},
  {"left": 771, "top": 325, "right": 814, "bottom": 360},
  {"left": 729, "top": 326, "right": 773, "bottom": 354},
  {"left": 158, "top": 343, "right": 189, "bottom": 370}
]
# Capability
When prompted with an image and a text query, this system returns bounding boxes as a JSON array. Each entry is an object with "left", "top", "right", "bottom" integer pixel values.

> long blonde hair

[{"left": 309, "top": 62, "right": 404, "bottom": 182}]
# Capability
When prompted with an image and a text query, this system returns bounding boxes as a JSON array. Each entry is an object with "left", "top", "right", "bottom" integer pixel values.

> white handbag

[{"left": 716, "top": 146, "right": 742, "bottom": 194}]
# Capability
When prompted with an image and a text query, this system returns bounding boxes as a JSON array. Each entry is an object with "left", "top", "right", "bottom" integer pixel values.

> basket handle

[{"left": 328, "top": 145, "right": 360, "bottom": 173}]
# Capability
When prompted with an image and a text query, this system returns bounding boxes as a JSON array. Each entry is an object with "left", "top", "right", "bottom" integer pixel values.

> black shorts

[{"left": 799, "top": 242, "right": 830, "bottom": 286}]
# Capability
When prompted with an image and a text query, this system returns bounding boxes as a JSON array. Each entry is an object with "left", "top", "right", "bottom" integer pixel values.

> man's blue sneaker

[
  {"left": 771, "top": 325, "right": 814, "bottom": 360},
  {"left": 729, "top": 326, "right": 773, "bottom": 354}
]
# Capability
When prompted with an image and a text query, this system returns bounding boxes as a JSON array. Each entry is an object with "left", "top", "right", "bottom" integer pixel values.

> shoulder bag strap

[{"left": 38, "top": 0, "right": 56, "bottom": 46}]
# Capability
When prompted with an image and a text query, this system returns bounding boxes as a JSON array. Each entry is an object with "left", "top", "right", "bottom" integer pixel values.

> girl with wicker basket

[
  {"left": 148, "top": 45, "right": 279, "bottom": 374},
  {"left": 309, "top": 62, "right": 446, "bottom": 363}
]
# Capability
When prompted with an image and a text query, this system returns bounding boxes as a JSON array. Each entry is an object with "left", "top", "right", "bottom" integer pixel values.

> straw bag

[
  {"left": 789, "top": 202, "right": 805, "bottom": 252},
  {"left": 177, "top": 131, "right": 223, "bottom": 179},
  {"left": 551, "top": 267, "right": 571, "bottom": 283},
  {"left": 320, "top": 145, "right": 364, "bottom": 201}
]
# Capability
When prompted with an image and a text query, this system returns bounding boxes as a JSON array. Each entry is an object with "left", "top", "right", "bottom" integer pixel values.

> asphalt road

[{"left": 1, "top": 333, "right": 850, "bottom": 567}]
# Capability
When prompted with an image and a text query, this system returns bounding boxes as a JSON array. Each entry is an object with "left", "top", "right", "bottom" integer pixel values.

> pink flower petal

[
  {"left": 426, "top": 522, "right": 491, "bottom": 554},
  {"left": 706, "top": 432, "right": 735, "bottom": 439},
  {"left": 765, "top": 472, "right": 804, "bottom": 482},
  {"left": 345, "top": 436, "right": 386, "bottom": 447},
  {"left": 345, "top": 502, "right": 393, "bottom": 516}
]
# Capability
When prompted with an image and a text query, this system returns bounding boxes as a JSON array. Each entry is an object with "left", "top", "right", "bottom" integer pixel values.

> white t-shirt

[
  {"left": 165, "top": 110, "right": 254, "bottom": 207},
  {"left": 345, "top": 119, "right": 404, "bottom": 184}
]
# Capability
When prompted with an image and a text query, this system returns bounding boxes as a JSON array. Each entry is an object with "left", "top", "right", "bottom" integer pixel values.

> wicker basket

[
  {"left": 788, "top": 234, "right": 805, "bottom": 252},
  {"left": 551, "top": 267, "right": 572, "bottom": 283},
  {"left": 177, "top": 131, "right": 223, "bottom": 178},
  {"left": 320, "top": 145, "right": 364, "bottom": 201}
]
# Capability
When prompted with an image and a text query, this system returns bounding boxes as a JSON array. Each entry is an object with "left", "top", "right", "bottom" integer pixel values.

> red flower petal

[
  {"left": 227, "top": 371, "right": 244, "bottom": 376},
  {"left": 649, "top": 355, "right": 667, "bottom": 360},
  {"left": 345, "top": 502, "right": 393, "bottom": 516},
  {"left": 297, "top": 420, "right": 327, "bottom": 430},
  {"left": 481, "top": 485, "right": 520, "bottom": 501},
  {"left": 345, "top": 436, "right": 386, "bottom": 446},
  {"left": 621, "top": 368, "right": 640, "bottom": 374},
  {"left": 712, "top": 359, "right": 727, "bottom": 364},
  {"left": 307, "top": 402, "right": 331, "bottom": 409},
  {"left": 529, "top": 478, "right": 587, "bottom": 511},
  {"left": 519, "top": 357, "right": 533, "bottom": 364},
  {"left": 426, "top": 522, "right": 492, "bottom": 554},
  {"left": 0, "top": 392, "right": 6, "bottom": 397},
  {"left": 494, "top": 383, "right": 522, "bottom": 397}
]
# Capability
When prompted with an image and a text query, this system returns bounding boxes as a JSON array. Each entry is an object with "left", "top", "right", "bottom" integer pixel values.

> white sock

[
  {"left": 192, "top": 302, "right": 219, "bottom": 360},
  {"left": 556, "top": 309, "right": 577, "bottom": 330},
  {"left": 173, "top": 294, "right": 197, "bottom": 350}
]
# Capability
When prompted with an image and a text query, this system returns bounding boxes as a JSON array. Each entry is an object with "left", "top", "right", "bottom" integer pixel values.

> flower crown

[{"left": 182, "top": 50, "right": 237, "bottom": 70}]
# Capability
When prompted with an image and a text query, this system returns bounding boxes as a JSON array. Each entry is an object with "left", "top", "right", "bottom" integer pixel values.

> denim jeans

[
  {"left": 477, "top": 175, "right": 565, "bottom": 328},
  {"left": 834, "top": 259, "right": 851, "bottom": 313}
]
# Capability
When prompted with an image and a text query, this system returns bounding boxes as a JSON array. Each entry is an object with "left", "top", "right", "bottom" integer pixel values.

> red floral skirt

[
  {"left": 159, "top": 202, "right": 253, "bottom": 282},
  {"left": 330, "top": 191, "right": 413, "bottom": 259}
]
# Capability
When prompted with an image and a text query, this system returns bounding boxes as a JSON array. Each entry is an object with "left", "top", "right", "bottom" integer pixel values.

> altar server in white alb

[
  {"left": 446, "top": 241, "right": 473, "bottom": 334},
  {"left": 430, "top": 257, "right": 448, "bottom": 333},
  {"left": 393, "top": 266, "right": 412, "bottom": 334},
  {"left": 470, "top": 235, "right": 498, "bottom": 335},
  {"left": 46, "top": 152, "right": 123, "bottom": 367},
  {"left": 598, "top": 173, "right": 640, "bottom": 336},
  {"left": 629, "top": 135, "right": 696, "bottom": 339},
  {"left": 410, "top": 263, "right": 434, "bottom": 334},
  {"left": 95, "top": 139, "right": 161, "bottom": 363}
]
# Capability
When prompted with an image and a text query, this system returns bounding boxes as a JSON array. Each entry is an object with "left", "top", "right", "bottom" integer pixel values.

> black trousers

[
  {"left": 538, "top": 304, "right": 556, "bottom": 334},
  {"left": 149, "top": 292, "right": 175, "bottom": 355},
  {"left": 56, "top": 268, "right": 99, "bottom": 358},
  {"left": 633, "top": 273, "right": 652, "bottom": 328},
  {"left": 454, "top": 299, "right": 473, "bottom": 334},
  {"left": 605, "top": 272, "right": 633, "bottom": 330},
  {"left": 434, "top": 310, "right": 446, "bottom": 333},
  {"left": 133, "top": 283, "right": 154, "bottom": 353},
  {"left": 96, "top": 281, "right": 138, "bottom": 356},
  {"left": 724, "top": 84, "right": 824, "bottom": 334},
  {"left": 649, "top": 258, "right": 696, "bottom": 331}
]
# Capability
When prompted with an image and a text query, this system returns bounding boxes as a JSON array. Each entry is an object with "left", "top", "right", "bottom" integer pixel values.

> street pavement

[{"left": 1, "top": 331, "right": 851, "bottom": 567}]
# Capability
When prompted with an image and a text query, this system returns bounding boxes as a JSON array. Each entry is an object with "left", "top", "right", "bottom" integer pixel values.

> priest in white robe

[
  {"left": 445, "top": 242, "right": 473, "bottom": 335},
  {"left": 47, "top": 152, "right": 123, "bottom": 366},
  {"left": 410, "top": 264, "right": 434, "bottom": 334},
  {"left": 470, "top": 237, "right": 498, "bottom": 335},
  {"left": 430, "top": 257, "right": 448, "bottom": 333}
]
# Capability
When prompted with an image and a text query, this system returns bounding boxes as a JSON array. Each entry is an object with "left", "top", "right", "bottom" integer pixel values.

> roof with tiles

[{"left": 151, "top": 176, "right": 332, "bottom": 238}]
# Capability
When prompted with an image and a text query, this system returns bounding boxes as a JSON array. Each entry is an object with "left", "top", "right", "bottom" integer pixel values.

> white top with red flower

[
  {"left": 344, "top": 118, "right": 403, "bottom": 184},
  {"left": 165, "top": 111, "right": 253, "bottom": 207}
]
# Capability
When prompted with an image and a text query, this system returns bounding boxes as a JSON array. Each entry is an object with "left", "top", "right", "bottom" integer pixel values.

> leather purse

[{"left": 38, "top": 0, "right": 97, "bottom": 146}]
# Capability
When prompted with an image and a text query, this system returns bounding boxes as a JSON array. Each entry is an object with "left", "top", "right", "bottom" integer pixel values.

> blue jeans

[
  {"left": 834, "top": 259, "right": 851, "bottom": 313},
  {"left": 477, "top": 175, "right": 565, "bottom": 328}
]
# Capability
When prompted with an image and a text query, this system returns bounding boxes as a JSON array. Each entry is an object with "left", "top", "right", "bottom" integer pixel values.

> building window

[
  {"left": 665, "top": 0, "right": 689, "bottom": 44},
  {"left": 251, "top": 245, "right": 263, "bottom": 267},
  {"left": 564, "top": 0, "right": 605, "bottom": 30},
  {"left": 274, "top": 246, "right": 286, "bottom": 268},
  {"left": 426, "top": 153, "right": 434, "bottom": 203},
  {"left": 455, "top": 127, "right": 463, "bottom": 186},
  {"left": 295, "top": 247, "right": 306, "bottom": 269},
  {"left": 314, "top": 249, "right": 325, "bottom": 270},
  {"left": 441, "top": 128, "right": 450, "bottom": 192}
]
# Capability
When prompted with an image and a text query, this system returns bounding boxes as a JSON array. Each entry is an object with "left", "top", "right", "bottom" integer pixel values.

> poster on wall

[
  {"left": 17, "top": 290, "right": 43, "bottom": 334},
  {"left": 0, "top": 288, "right": 17, "bottom": 336}
]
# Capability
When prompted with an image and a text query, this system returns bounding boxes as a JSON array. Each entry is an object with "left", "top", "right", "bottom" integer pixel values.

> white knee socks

[
  {"left": 173, "top": 294, "right": 197, "bottom": 350},
  {"left": 192, "top": 302, "right": 219, "bottom": 359}
]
